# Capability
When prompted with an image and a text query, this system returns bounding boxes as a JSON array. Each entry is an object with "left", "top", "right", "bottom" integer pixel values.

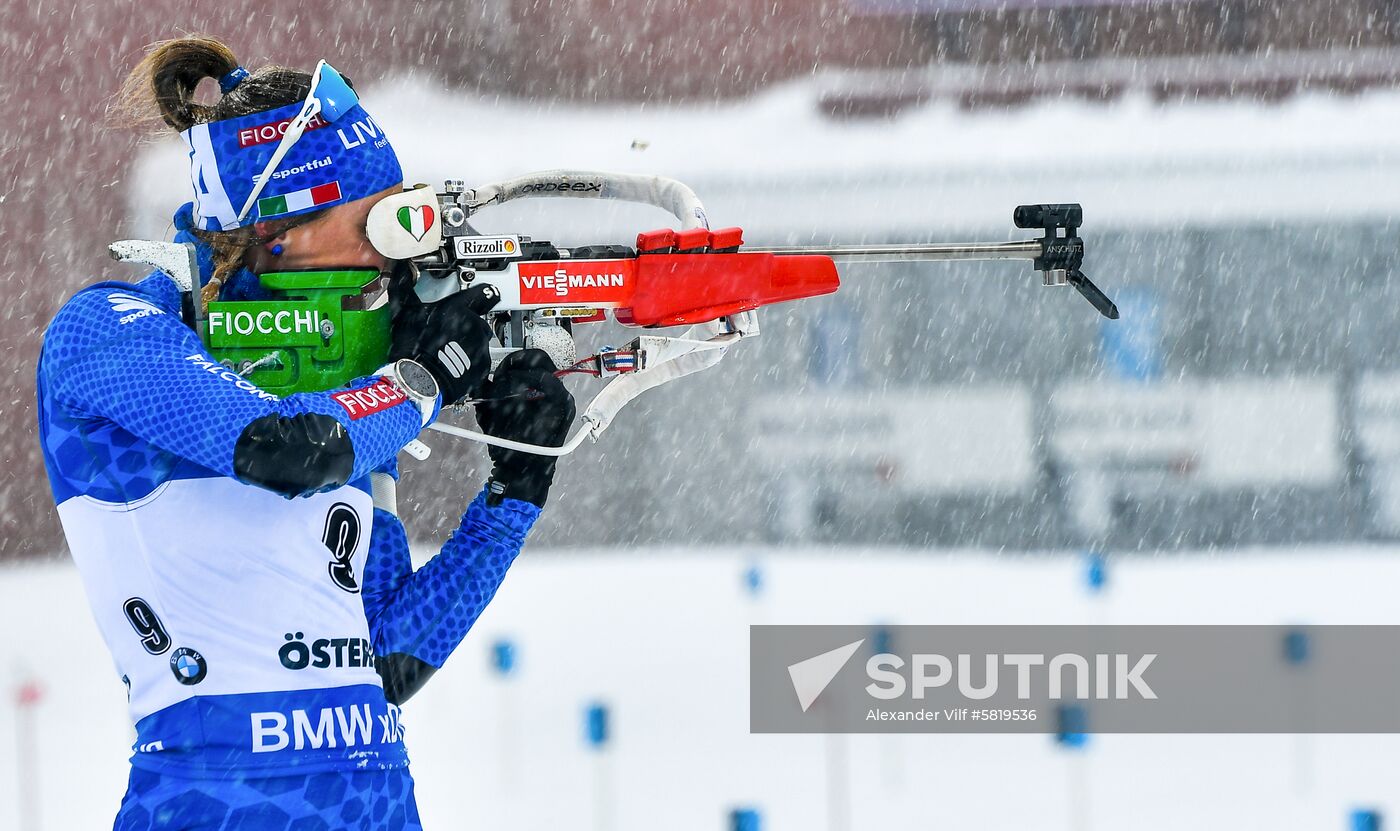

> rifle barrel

[{"left": 748, "top": 240, "right": 1043, "bottom": 264}]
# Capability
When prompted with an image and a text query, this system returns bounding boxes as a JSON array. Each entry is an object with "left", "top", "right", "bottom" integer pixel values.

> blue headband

[{"left": 179, "top": 62, "right": 402, "bottom": 231}]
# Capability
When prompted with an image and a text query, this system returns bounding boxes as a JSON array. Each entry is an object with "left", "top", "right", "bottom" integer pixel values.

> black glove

[
  {"left": 388, "top": 280, "right": 500, "bottom": 406},
  {"left": 474, "top": 349, "right": 576, "bottom": 507}
]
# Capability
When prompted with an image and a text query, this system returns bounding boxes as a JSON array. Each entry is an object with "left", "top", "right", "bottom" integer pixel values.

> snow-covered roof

[{"left": 128, "top": 75, "right": 1400, "bottom": 243}]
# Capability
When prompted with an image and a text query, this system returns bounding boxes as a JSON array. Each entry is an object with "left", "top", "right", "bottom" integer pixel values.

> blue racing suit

[{"left": 37, "top": 264, "right": 538, "bottom": 829}]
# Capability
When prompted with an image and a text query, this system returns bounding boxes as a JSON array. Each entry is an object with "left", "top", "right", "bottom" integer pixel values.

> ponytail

[
  {"left": 114, "top": 36, "right": 240, "bottom": 131},
  {"left": 112, "top": 36, "right": 319, "bottom": 308}
]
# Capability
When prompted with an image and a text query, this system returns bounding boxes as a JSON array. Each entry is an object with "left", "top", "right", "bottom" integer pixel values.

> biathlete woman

[{"left": 36, "top": 36, "right": 572, "bottom": 830}]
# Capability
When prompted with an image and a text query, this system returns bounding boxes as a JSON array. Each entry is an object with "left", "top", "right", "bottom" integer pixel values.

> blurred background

[{"left": 5, "top": 0, "right": 1400, "bottom": 828}]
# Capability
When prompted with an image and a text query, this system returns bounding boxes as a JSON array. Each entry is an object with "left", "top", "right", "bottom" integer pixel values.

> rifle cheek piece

[{"left": 366, "top": 184, "right": 443, "bottom": 261}]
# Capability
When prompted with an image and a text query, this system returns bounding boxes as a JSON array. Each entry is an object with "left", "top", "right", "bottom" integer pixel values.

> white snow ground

[{"left": 4, "top": 546, "right": 1400, "bottom": 831}]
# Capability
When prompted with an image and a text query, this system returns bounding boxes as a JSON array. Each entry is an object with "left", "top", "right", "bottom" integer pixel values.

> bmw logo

[{"left": 169, "top": 647, "right": 207, "bottom": 686}]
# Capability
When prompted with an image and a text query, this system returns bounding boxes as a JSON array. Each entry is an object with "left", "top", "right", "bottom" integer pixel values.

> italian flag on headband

[{"left": 258, "top": 181, "right": 342, "bottom": 218}]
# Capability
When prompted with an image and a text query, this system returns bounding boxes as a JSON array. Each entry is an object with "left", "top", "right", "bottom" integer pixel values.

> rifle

[{"left": 112, "top": 170, "right": 1116, "bottom": 458}]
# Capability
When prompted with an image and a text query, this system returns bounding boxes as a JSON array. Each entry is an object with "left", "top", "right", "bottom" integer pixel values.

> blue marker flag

[
  {"left": 1055, "top": 704, "right": 1090, "bottom": 749},
  {"left": 1085, "top": 550, "right": 1108, "bottom": 593},
  {"left": 585, "top": 702, "right": 609, "bottom": 748},
  {"left": 730, "top": 808, "right": 762, "bottom": 831},
  {"left": 1284, "top": 628, "right": 1311, "bottom": 666},
  {"left": 491, "top": 639, "right": 517, "bottom": 676},
  {"left": 743, "top": 563, "right": 763, "bottom": 596}
]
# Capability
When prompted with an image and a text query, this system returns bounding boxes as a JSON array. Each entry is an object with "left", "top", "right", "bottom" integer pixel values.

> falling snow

[{"left": 4, "top": 2, "right": 1400, "bottom": 829}]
